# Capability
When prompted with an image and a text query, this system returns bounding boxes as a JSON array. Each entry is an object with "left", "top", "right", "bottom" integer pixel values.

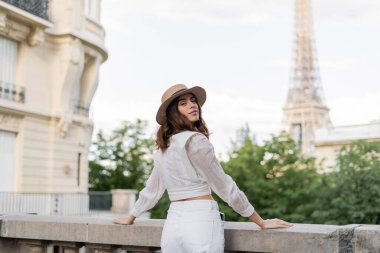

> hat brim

[{"left": 156, "top": 86, "right": 206, "bottom": 125}]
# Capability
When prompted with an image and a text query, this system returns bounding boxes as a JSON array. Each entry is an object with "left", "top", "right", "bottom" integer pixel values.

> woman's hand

[
  {"left": 112, "top": 215, "right": 136, "bottom": 225},
  {"left": 248, "top": 211, "right": 293, "bottom": 229},
  {"left": 260, "top": 218, "right": 293, "bottom": 229}
]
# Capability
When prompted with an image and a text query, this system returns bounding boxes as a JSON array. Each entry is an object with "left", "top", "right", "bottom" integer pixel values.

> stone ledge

[
  {"left": 0, "top": 214, "right": 379, "bottom": 253},
  {"left": 354, "top": 225, "right": 380, "bottom": 253}
]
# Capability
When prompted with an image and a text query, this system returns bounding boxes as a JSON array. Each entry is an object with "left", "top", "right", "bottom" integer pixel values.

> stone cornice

[
  {"left": 0, "top": 102, "right": 93, "bottom": 127},
  {"left": 0, "top": 112, "right": 22, "bottom": 132},
  {"left": 46, "top": 30, "right": 108, "bottom": 62}
]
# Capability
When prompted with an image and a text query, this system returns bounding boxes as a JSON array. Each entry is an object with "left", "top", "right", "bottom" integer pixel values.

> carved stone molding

[
  {"left": 58, "top": 113, "right": 72, "bottom": 138},
  {"left": 0, "top": 113, "right": 22, "bottom": 132},
  {"left": 27, "top": 27, "right": 45, "bottom": 46},
  {"left": 0, "top": 10, "right": 36, "bottom": 41},
  {"left": 0, "top": 10, "right": 7, "bottom": 29}
]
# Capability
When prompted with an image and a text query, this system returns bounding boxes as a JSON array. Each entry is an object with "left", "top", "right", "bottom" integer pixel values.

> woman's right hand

[
  {"left": 248, "top": 211, "right": 293, "bottom": 229},
  {"left": 112, "top": 215, "right": 136, "bottom": 225},
  {"left": 260, "top": 218, "right": 293, "bottom": 229}
]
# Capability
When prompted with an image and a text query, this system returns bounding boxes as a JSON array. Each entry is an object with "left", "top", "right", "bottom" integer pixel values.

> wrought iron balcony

[
  {"left": 0, "top": 81, "right": 25, "bottom": 103},
  {"left": 1, "top": 0, "right": 49, "bottom": 20}
]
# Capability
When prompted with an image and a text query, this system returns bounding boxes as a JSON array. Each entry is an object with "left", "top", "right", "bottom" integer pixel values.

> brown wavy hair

[{"left": 156, "top": 95, "right": 209, "bottom": 151}]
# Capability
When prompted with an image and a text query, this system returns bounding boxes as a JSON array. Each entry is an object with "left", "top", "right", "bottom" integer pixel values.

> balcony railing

[
  {"left": 0, "top": 81, "right": 25, "bottom": 103},
  {"left": 0, "top": 192, "right": 89, "bottom": 216},
  {"left": 1, "top": 0, "right": 49, "bottom": 20},
  {"left": 0, "top": 215, "right": 379, "bottom": 253},
  {"left": 0, "top": 190, "right": 136, "bottom": 216}
]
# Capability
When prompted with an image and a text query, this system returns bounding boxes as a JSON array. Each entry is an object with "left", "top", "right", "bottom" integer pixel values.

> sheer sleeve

[
  {"left": 186, "top": 134, "right": 255, "bottom": 217},
  {"left": 130, "top": 155, "right": 166, "bottom": 217}
]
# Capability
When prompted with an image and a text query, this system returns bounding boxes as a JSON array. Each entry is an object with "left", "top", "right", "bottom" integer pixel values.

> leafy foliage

[
  {"left": 89, "top": 119, "right": 155, "bottom": 191},
  {"left": 217, "top": 127, "right": 380, "bottom": 225},
  {"left": 217, "top": 130, "right": 319, "bottom": 223},
  {"left": 150, "top": 192, "right": 171, "bottom": 219},
  {"left": 89, "top": 121, "right": 380, "bottom": 225},
  {"left": 310, "top": 141, "right": 380, "bottom": 224}
]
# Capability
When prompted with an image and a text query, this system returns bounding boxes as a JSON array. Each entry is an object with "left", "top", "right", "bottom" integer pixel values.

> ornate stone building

[
  {"left": 0, "top": 0, "right": 107, "bottom": 193},
  {"left": 314, "top": 122, "right": 380, "bottom": 171}
]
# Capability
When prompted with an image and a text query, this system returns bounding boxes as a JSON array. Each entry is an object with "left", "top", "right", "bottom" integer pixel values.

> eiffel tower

[{"left": 282, "top": 0, "right": 332, "bottom": 155}]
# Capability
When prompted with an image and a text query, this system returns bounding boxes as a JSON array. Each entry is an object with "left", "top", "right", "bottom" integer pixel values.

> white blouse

[{"left": 130, "top": 132, "right": 255, "bottom": 218}]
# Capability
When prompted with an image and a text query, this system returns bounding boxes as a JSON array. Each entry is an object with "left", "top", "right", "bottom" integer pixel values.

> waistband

[
  {"left": 167, "top": 185, "right": 211, "bottom": 201},
  {"left": 169, "top": 199, "right": 219, "bottom": 212}
]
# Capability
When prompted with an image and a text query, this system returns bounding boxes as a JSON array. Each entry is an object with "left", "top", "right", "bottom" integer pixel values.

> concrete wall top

[{"left": 0, "top": 214, "right": 379, "bottom": 253}]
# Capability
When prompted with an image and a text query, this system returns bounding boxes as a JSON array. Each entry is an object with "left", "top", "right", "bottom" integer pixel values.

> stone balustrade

[{"left": 0, "top": 214, "right": 379, "bottom": 253}]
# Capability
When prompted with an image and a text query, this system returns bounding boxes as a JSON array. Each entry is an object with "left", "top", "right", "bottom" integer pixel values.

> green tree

[
  {"left": 259, "top": 132, "right": 320, "bottom": 223},
  {"left": 89, "top": 119, "right": 171, "bottom": 218},
  {"left": 311, "top": 140, "right": 380, "bottom": 224},
  {"left": 89, "top": 120, "right": 380, "bottom": 225},
  {"left": 216, "top": 133, "right": 266, "bottom": 221},
  {"left": 89, "top": 119, "right": 155, "bottom": 191},
  {"left": 229, "top": 123, "right": 257, "bottom": 151},
  {"left": 150, "top": 193, "right": 171, "bottom": 219},
  {"left": 216, "top": 130, "right": 320, "bottom": 223}
]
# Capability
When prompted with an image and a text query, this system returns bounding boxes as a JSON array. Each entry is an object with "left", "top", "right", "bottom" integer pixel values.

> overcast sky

[{"left": 92, "top": 0, "right": 380, "bottom": 157}]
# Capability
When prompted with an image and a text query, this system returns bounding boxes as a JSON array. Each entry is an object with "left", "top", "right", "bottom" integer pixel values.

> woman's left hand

[{"left": 112, "top": 215, "right": 136, "bottom": 225}]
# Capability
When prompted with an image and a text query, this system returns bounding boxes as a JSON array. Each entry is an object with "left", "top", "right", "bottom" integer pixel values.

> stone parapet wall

[{"left": 0, "top": 215, "right": 379, "bottom": 253}]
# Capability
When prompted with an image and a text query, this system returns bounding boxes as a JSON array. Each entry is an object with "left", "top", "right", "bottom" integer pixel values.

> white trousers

[{"left": 161, "top": 200, "right": 225, "bottom": 253}]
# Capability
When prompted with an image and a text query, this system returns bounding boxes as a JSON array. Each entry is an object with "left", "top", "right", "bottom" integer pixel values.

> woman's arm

[
  {"left": 186, "top": 134, "right": 254, "bottom": 217},
  {"left": 186, "top": 134, "right": 292, "bottom": 229},
  {"left": 112, "top": 158, "right": 165, "bottom": 225}
]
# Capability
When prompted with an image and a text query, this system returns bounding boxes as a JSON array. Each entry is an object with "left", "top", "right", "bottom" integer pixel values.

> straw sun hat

[{"left": 156, "top": 84, "right": 206, "bottom": 125}]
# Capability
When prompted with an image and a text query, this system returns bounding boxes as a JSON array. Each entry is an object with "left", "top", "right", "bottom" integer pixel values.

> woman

[{"left": 112, "top": 84, "right": 292, "bottom": 252}]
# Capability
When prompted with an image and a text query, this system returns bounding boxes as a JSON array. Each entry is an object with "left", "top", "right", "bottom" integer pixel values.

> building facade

[
  {"left": 314, "top": 121, "right": 380, "bottom": 171},
  {"left": 0, "top": 0, "right": 107, "bottom": 193}
]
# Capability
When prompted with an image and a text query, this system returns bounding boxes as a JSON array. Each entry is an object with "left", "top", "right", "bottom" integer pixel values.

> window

[
  {"left": 77, "top": 152, "right": 81, "bottom": 186},
  {"left": 0, "top": 36, "right": 23, "bottom": 103},
  {"left": 72, "top": 75, "right": 82, "bottom": 114},
  {"left": 0, "top": 131, "right": 16, "bottom": 191}
]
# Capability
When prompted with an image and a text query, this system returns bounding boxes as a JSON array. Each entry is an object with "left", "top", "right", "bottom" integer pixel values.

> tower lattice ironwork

[{"left": 282, "top": 0, "right": 332, "bottom": 155}]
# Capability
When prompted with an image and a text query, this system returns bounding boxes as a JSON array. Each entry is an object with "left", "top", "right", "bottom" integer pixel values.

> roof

[{"left": 315, "top": 121, "right": 380, "bottom": 145}]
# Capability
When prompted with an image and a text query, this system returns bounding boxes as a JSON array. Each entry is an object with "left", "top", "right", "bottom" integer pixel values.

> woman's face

[{"left": 177, "top": 93, "right": 199, "bottom": 123}]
